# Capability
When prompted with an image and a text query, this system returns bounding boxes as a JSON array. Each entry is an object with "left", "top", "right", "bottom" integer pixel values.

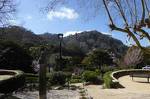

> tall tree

[
  {"left": 0, "top": 40, "right": 34, "bottom": 72},
  {"left": 102, "top": 0, "right": 150, "bottom": 48},
  {"left": 123, "top": 46, "right": 143, "bottom": 67},
  {"left": 82, "top": 49, "right": 113, "bottom": 69}
]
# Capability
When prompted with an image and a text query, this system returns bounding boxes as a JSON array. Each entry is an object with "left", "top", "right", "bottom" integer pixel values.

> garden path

[{"left": 82, "top": 75, "right": 150, "bottom": 99}]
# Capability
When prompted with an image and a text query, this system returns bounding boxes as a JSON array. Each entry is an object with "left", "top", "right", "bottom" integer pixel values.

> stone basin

[
  {"left": 0, "top": 69, "right": 25, "bottom": 94},
  {"left": 0, "top": 75, "right": 13, "bottom": 81}
]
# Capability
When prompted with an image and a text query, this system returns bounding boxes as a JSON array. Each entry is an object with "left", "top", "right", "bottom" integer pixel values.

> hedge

[{"left": 82, "top": 70, "right": 102, "bottom": 84}]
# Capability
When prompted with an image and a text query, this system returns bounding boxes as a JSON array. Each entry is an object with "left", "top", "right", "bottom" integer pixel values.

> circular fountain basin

[
  {"left": 0, "top": 75, "right": 13, "bottom": 81},
  {"left": 0, "top": 69, "right": 25, "bottom": 94}
]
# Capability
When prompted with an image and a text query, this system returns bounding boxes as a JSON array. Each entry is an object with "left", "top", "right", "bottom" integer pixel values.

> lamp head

[{"left": 58, "top": 33, "right": 63, "bottom": 39}]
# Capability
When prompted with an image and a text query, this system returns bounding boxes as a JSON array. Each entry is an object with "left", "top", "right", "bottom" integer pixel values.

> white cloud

[
  {"left": 8, "top": 20, "right": 19, "bottom": 25},
  {"left": 8, "top": 19, "right": 25, "bottom": 26},
  {"left": 26, "top": 15, "right": 32, "bottom": 20},
  {"left": 47, "top": 7, "right": 79, "bottom": 20},
  {"left": 64, "top": 30, "right": 82, "bottom": 37},
  {"left": 64, "top": 30, "right": 112, "bottom": 37},
  {"left": 101, "top": 32, "right": 111, "bottom": 35}
]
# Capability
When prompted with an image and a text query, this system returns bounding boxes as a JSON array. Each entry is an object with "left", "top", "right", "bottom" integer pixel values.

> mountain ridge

[{"left": 0, "top": 26, "right": 128, "bottom": 56}]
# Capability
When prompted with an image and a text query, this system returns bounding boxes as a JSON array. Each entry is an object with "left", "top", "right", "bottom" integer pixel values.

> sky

[{"left": 8, "top": 0, "right": 149, "bottom": 47}]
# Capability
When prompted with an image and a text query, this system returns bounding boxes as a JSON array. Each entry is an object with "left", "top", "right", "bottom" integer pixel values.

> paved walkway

[{"left": 84, "top": 75, "right": 150, "bottom": 99}]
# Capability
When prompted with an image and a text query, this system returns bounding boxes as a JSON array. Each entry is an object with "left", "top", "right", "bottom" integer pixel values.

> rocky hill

[
  {"left": 0, "top": 26, "right": 128, "bottom": 56},
  {"left": 0, "top": 26, "right": 46, "bottom": 45},
  {"left": 65, "top": 31, "right": 127, "bottom": 55}
]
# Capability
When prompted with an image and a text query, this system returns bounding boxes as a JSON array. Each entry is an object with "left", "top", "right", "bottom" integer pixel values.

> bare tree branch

[
  {"left": 141, "top": 0, "right": 146, "bottom": 24},
  {"left": 102, "top": 0, "right": 114, "bottom": 25},
  {"left": 0, "top": 0, "right": 16, "bottom": 27},
  {"left": 44, "top": 0, "right": 150, "bottom": 47},
  {"left": 136, "top": 28, "right": 150, "bottom": 42}
]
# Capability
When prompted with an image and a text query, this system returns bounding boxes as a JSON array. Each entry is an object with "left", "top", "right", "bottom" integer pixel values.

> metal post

[
  {"left": 58, "top": 34, "right": 63, "bottom": 70},
  {"left": 59, "top": 39, "right": 62, "bottom": 59}
]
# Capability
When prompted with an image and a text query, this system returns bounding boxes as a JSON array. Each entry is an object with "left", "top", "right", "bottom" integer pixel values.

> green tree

[
  {"left": 0, "top": 40, "right": 34, "bottom": 72},
  {"left": 82, "top": 49, "right": 113, "bottom": 70},
  {"left": 55, "top": 57, "right": 70, "bottom": 71}
]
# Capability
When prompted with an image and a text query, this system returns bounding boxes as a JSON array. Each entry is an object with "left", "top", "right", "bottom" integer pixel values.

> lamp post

[
  {"left": 58, "top": 33, "right": 63, "bottom": 70},
  {"left": 58, "top": 34, "right": 63, "bottom": 59}
]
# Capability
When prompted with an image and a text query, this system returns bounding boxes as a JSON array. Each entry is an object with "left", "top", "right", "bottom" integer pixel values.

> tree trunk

[{"left": 39, "top": 64, "right": 47, "bottom": 99}]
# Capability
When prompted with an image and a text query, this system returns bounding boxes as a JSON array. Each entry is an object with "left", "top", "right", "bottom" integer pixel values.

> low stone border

[
  {"left": 111, "top": 69, "right": 150, "bottom": 88},
  {"left": 0, "top": 69, "right": 25, "bottom": 94}
]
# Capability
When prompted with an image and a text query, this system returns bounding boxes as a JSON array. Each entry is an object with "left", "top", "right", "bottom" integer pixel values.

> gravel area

[
  {"left": 13, "top": 89, "right": 79, "bottom": 99},
  {"left": 1, "top": 75, "right": 150, "bottom": 99}
]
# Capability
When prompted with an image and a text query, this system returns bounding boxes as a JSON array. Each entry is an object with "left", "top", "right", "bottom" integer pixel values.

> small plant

[
  {"left": 69, "top": 85, "right": 77, "bottom": 90},
  {"left": 79, "top": 89, "right": 86, "bottom": 97},
  {"left": 70, "top": 79, "right": 82, "bottom": 83},
  {"left": 72, "top": 75, "right": 82, "bottom": 79},
  {"left": 70, "top": 75, "right": 82, "bottom": 83},
  {"left": 103, "top": 71, "right": 114, "bottom": 88},
  {"left": 79, "top": 96, "right": 88, "bottom": 99}
]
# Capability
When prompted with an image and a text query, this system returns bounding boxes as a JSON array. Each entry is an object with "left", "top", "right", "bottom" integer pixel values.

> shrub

[
  {"left": 82, "top": 70, "right": 101, "bottom": 84},
  {"left": 79, "top": 96, "right": 88, "bottom": 99},
  {"left": 103, "top": 71, "right": 114, "bottom": 88},
  {"left": 72, "top": 75, "right": 82, "bottom": 79},
  {"left": 70, "top": 75, "right": 82, "bottom": 83},
  {"left": 70, "top": 79, "right": 82, "bottom": 83},
  {"left": 48, "top": 71, "right": 71, "bottom": 86}
]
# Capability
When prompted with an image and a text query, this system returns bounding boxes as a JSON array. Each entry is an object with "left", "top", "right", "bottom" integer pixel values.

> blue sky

[{"left": 9, "top": 0, "right": 149, "bottom": 46}]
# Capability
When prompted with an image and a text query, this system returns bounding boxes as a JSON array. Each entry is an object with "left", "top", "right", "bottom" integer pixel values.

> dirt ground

[{"left": 12, "top": 76, "right": 150, "bottom": 99}]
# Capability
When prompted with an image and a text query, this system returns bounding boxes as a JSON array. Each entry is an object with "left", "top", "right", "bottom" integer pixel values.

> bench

[{"left": 130, "top": 73, "right": 150, "bottom": 82}]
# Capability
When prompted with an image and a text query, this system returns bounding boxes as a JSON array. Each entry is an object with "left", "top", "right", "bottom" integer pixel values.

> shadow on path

[{"left": 0, "top": 95, "right": 21, "bottom": 99}]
